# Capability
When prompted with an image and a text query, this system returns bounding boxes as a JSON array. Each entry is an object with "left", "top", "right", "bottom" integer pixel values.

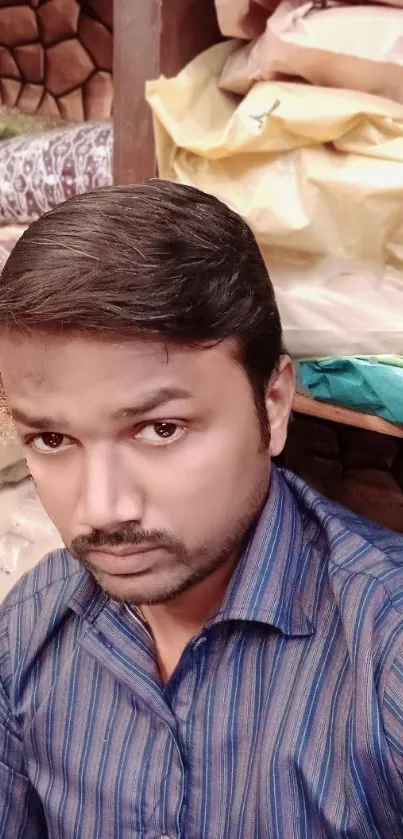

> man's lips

[
  {"left": 85, "top": 544, "right": 169, "bottom": 575},
  {"left": 89, "top": 545, "right": 159, "bottom": 557}
]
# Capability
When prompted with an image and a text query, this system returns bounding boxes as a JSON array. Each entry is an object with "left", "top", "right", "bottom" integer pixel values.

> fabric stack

[{"left": 146, "top": 0, "right": 403, "bottom": 422}]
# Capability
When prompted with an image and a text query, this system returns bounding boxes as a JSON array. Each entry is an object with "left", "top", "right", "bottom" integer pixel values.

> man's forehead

[
  {"left": 0, "top": 331, "right": 57, "bottom": 381},
  {"left": 0, "top": 331, "right": 238, "bottom": 403},
  {"left": 0, "top": 333, "right": 173, "bottom": 384}
]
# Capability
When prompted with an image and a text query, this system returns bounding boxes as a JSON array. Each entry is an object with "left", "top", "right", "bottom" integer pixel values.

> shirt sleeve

[
  {"left": 383, "top": 641, "right": 403, "bottom": 785},
  {"left": 0, "top": 658, "right": 47, "bottom": 837}
]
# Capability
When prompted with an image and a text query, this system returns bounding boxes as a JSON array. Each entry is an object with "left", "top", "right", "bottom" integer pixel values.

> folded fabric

[
  {"left": 0, "top": 120, "right": 112, "bottom": 225},
  {"left": 215, "top": 0, "right": 403, "bottom": 40},
  {"left": 220, "top": 0, "right": 403, "bottom": 99},
  {"left": 271, "top": 258, "right": 403, "bottom": 358},
  {"left": 215, "top": 0, "right": 275, "bottom": 38},
  {"left": 298, "top": 357, "right": 403, "bottom": 424},
  {"left": 146, "top": 43, "right": 403, "bottom": 272}
]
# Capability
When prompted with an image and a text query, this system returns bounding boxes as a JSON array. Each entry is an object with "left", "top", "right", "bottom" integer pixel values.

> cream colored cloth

[
  {"left": 214, "top": 0, "right": 403, "bottom": 42},
  {"left": 215, "top": 0, "right": 274, "bottom": 38},
  {"left": 271, "top": 258, "right": 403, "bottom": 357},
  {"left": 220, "top": 0, "right": 403, "bottom": 100}
]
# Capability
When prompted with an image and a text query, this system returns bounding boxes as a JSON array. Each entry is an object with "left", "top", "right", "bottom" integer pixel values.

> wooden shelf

[{"left": 293, "top": 394, "right": 403, "bottom": 439}]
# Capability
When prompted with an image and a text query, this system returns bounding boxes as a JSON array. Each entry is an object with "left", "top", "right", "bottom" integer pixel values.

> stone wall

[
  {"left": 282, "top": 414, "right": 403, "bottom": 532},
  {"left": 0, "top": 0, "right": 113, "bottom": 122}
]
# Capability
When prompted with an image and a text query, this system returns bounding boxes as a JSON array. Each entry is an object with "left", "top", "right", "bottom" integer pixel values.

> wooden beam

[
  {"left": 293, "top": 393, "right": 403, "bottom": 439},
  {"left": 113, "top": 0, "right": 221, "bottom": 185},
  {"left": 160, "top": 0, "right": 222, "bottom": 78},
  {"left": 113, "top": 0, "right": 160, "bottom": 184}
]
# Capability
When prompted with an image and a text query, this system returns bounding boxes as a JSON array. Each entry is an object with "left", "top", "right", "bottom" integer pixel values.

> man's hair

[{"left": 0, "top": 180, "right": 282, "bottom": 437}]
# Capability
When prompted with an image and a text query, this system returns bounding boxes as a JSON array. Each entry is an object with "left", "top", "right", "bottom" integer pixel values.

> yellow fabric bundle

[{"left": 146, "top": 42, "right": 403, "bottom": 271}]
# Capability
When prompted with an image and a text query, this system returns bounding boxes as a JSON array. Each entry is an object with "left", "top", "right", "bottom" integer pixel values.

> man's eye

[
  {"left": 30, "top": 433, "right": 72, "bottom": 454},
  {"left": 136, "top": 422, "right": 185, "bottom": 446}
]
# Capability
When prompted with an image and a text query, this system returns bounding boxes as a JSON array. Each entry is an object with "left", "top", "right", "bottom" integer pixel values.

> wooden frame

[
  {"left": 113, "top": 0, "right": 221, "bottom": 184},
  {"left": 293, "top": 394, "right": 403, "bottom": 439}
]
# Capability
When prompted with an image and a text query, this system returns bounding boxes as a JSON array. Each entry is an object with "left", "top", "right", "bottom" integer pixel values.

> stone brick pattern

[
  {"left": 0, "top": 0, "right": 113, "bottom": 122},
  {"left": 282, "top": 414, "right": 403, "bottom": 532}
]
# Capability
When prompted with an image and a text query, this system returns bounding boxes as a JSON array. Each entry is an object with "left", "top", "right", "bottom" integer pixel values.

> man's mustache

[{"left": 70, "top": 527, "right": 180, "bottom": 555}]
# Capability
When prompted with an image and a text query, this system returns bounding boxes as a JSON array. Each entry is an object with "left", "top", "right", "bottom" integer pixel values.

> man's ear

[{"left": 266, "top": 355, "right": 295, "bottom": 457}]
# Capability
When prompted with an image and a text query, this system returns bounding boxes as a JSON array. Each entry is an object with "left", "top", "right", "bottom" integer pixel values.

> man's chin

[{"left": 82, "top": 563, "right": 195, "bottom": 606}]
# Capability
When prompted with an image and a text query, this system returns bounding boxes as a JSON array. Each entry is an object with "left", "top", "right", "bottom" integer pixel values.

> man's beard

[{"left": 69, "top": 527, "right": 248, "bottom": 606}]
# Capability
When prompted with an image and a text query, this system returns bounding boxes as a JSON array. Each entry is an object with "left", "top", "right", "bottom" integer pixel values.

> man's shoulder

[
  {"left": 0, "top": 550, "right": 87, "bottom": 690},
  {"left": 0, "top": 549, "right": 90, "bottom": 716},
  {"left": 285, "top": 469, "right": 403, "bottom": 610},
  {"left": 1, "top": 548, "right": 82, "bottom": 615}
]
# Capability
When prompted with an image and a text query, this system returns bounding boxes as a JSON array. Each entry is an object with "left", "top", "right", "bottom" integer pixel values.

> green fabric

[
  {"left": 299, "top": 357, "right": 403, "bottom": 424},
  {"left": 0, "top": 108, "right": 63, "bottom": 140}
]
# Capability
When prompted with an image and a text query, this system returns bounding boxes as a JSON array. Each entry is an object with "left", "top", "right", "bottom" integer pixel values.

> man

[{"left": 0, "top": 180, "right": 402, "bottom": 839}]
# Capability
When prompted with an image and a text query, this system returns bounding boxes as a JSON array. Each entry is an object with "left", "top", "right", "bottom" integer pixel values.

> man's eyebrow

[
  {"left": 11, "top": 408, "right": 56, "bottom": 430},
  {"left": 111, "top": 387, "right": 192, "bottom": 421},
  {"left": 11, "top": 387, "right": 192, "bottom": 430}
]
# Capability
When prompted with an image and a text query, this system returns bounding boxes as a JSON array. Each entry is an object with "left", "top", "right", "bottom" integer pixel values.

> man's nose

[{"left": 76, "top": 446, "right": 145, "bottom": 532}]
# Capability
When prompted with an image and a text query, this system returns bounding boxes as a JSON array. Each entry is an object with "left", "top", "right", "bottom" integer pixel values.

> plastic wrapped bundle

[
  {"left": 214, "top": 0, "right": 403, "bottom": 41},
  {"left": 215, "top": 0, "right": 275, "bottom": 38},
  {"left": 0, "top": 480, "right": 60, "bottom": 601},
  {"left": 220, "top": 0, "right": 403, "bottom": 100}
]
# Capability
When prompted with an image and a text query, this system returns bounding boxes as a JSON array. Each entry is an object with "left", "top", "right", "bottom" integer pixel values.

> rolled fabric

[{"left": 0, "top": 120, "right": 112, "bottom": 225}]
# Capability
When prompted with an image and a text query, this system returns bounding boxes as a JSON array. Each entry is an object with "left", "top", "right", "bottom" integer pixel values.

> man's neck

[{"left": 139, "top": 555, "right": 238, "bottom": 683}]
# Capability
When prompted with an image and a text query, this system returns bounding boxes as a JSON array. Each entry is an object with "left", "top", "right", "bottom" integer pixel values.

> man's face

[{"left": 0, "top": 333, "right": 292, "bottom": 605}]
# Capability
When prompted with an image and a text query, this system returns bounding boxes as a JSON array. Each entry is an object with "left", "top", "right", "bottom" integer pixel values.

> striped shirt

[{"left": 1, "top": 466, "right": 403, "bottom": 838}]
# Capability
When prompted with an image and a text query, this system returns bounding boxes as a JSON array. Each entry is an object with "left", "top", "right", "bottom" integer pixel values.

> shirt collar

[
  {"left": 68, "top": 564, "right": 108, "bottom": 623},
  {"left": 209, "top": 466, "right": 315, "bottom": 637}
]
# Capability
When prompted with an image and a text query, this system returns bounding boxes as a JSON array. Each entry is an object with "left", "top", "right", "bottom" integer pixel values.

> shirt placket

[{"left": 78, "top": 602, "right": 187, "bottom": 838}]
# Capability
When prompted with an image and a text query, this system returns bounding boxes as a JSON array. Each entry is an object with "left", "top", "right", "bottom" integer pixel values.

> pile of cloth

[{"left": 146, "top": 0, "right": 403, "bottom": 422}]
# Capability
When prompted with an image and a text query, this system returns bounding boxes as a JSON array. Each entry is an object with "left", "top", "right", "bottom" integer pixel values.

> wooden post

[{"left": 113, "top": 0, "right": 221, "bottom": 185}]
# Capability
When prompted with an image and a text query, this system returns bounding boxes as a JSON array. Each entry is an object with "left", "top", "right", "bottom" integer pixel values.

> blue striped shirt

[{"left": 1, "top": 466, "right": 403, "bottom": 838}]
